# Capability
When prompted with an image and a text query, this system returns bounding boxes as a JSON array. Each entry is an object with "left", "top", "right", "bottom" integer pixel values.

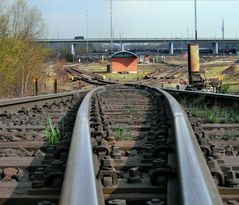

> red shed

[{"left": 110, "top": 51, "right": 138, "bottom": 73}]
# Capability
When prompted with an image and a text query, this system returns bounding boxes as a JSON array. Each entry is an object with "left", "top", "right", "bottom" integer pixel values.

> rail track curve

[{"left": 60, "top": 84, "right": 223, "bottom": 205}]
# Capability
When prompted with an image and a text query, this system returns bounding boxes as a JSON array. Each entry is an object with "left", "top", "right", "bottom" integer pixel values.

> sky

[{"left": 24, "top": 0, "right": 239, "bottom": 39}]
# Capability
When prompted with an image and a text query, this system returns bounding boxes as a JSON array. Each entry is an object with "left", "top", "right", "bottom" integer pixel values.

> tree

[
  {"left": 5, "top": 0, "right": 45, "bottom": 40},
  {"left": 0, "top": 0, "right": 48, "bottom": 98},
  {"left": 0, "top": 0, "right": 8, "bottom": 38}
]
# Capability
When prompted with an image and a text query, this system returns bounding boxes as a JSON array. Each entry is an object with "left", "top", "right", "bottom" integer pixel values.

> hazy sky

[{"left": 26, "top": 0, "right": 239, "bottom": 39}]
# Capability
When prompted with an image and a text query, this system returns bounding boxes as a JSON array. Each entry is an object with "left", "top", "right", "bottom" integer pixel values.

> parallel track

[{"left": 0, "top": 90, "right": 88, "bottom": 204}]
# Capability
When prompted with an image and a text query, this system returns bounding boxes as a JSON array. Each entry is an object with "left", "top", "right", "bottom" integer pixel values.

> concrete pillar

[
  {"left": 121, "top": 43, "right": 125, "bottom": 51},
  {"left": 169, "top": 43, "right": 174, "bottom": 55},
  {"left": 212, "top": 42, "right": 219, "bottom": 54}
]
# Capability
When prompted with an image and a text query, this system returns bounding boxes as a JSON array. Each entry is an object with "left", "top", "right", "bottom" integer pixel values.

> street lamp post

[
  {"left": 110, "top": 0, "right": 113, "bottom": 53},
  {"left": 194, "top": 0, "right": 198, "bottom": 42},
  {"left": 85, "top": 8, "right": 89, "bottom": 54},
  {"left": 222, "top": 18, "right": 224, "bottom": 54}
]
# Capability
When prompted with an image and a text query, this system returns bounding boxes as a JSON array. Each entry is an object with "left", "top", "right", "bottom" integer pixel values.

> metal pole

[
  {"left": 33, "top": 78, "right": 38, "bottom": 96},
  {"left": 222, "top": 18, "right": 224, "bottom": 40},
  {"left": 222, "top": 18, "right": 224, "bottom": 54},
  {"left": 54, "top": 79, "right": 58, "bottom": 93},
  {"left": 194, "top": 0, "right": 198, "bottom": 42},
  {"left": 110, "top": 0, "right": 113, "bottom": 53},
  {"left": 86, "top": 8, "right": 89, "bottom": 54}
]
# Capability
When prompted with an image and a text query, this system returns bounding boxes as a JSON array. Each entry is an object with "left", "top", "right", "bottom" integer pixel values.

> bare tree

[
  {"left": 0, "top": 0, "right": 6, "bottom": 12},
  {"left": 7, "top": 0, "right": 45, "bottom": 40},
  {"left": 0, "top": 0, "right": 8, "bottom": 37}
]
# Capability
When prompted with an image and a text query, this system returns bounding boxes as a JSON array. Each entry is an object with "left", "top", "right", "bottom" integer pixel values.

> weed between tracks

[
  {"left": 45, "top": 115, "right": 60, "bottom": 145},
  {"left": 181, "top": 97, "right": 239, "bottom": 123},
  {"left": 114, "top": 128, "right": 125, "bottom": 141},
  {"left": 217, "top": 131, "right": 237, "bottom": 141},
  {"left": 114, "top": 127, "right": 132, "bottom": 141}
]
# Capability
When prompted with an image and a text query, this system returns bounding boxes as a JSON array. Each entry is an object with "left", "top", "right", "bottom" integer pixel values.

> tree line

[{"left": 0, "top": 0, "right": 48, "bottom": 97}]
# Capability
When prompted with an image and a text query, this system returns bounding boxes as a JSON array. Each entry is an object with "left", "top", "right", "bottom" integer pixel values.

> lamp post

[
  {"left": 110, "top": 0, "right": 113, "bottom": 53},
  {"left": 194, "top": 0, "right": 198, "bottom": 42},
  {"left": 222, "top": 18, "right": 224, "bottom": 54},
  {"left": 85, "top": 8, "right": 89, "bottom": 54}
]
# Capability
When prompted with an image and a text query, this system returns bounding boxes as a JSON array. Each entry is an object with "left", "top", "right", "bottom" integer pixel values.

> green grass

[
  {"left": 101, "top": 65, "right": 160, "bottom": 82},
  {"left": 114, "top": 128, "right": 126, "bottom": 141},
  {"left": 102, "top": 73, "right": 144, "bottom": 82},
  {"left": 218, "top": 131, "right": 237, "bottom": 141},
  {"left": 45, "top": 115, "right": 60, "bottom": 145},
  {"left": 137, "top": 64, "right": 161, "bottom": 73},
  {"left": 190, "top": 106, "right": 239, "bottom": 123},
  {"left": 81, "top": 63, "right": 107, "bottom": 72},
  {"left": 113, "top": 127, "right": 132, "bottom": 141},
  {"left": 182, "top": 97, "right": 239, "bottom": 123}
]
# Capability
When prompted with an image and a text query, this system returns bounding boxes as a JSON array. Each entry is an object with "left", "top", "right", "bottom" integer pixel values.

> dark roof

[{"left": 110, "top": 50, "right": 138, "bottom": 58}]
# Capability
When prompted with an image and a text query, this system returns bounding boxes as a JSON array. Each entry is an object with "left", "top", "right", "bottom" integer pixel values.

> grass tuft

[
  {"left": 45, "top": 115, "right": 60, "bottom": 145},
  {"left": 182, "top": 97, "right": 239, "bottom": 124}
]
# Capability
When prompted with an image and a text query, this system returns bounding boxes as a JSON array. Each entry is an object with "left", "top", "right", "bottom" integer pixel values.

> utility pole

[
  {"left": 194, "top": 0, "right": 198, "bottom": 42},
  {"left": 222, "top": 18, "right": 224, "bottom": 54},
  {"left": 222, "top": 18, "right": 225, "bottom": 54},
  {"left": 222, "top": 18, "right": 224, "bottom": 40},
  {"left": 110, "top": 0, "right": 113, "bottom": 53},
  {"left": 85, "top": 8, "right": 89, "bottom": 54}
]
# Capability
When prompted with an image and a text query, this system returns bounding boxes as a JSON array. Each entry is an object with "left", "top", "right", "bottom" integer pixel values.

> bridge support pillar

[
  {"left": 212, "top": 42, "right": 219, "bottom": 54},
  {"left": 121, "top": 43, "right": 125, "bottom": 51},
  {"left": 169, "top": 43, "right": 174, "bottom": 55}
]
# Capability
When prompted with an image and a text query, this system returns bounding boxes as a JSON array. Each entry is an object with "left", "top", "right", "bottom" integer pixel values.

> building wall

[{"left": 111, "top": 57, "right": 138, "bottom": 73}]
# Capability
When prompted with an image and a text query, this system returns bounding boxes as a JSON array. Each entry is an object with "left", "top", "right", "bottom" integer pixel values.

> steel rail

[
  {"left": 59, "top": 84, "right": 223, "bottom": 205},
  {"left": 0, "top": 90, "right": 89, "bottom": 108},
  {"left": 155, "top": 87, "right": 223, "bottom": 205},
  {"left": 164, "top": 88, "right": 239, "bottom": 102},
  {"left": 65, "top": 67, "right": 116, "bottom": 86},
  {"left": 59, "top": 86, "right": 104, "bottom": 205}
]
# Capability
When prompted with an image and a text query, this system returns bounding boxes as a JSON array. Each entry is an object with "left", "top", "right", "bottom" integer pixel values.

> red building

[{"left": 110, "top": 51, "right": 138, "bottom": 73}]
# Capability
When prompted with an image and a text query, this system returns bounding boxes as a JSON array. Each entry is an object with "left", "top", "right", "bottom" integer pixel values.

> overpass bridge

[{"left": 37, "top": 38, "right": 239, "bottom": 55}]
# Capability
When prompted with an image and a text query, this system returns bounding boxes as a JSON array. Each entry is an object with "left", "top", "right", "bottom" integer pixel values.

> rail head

[
  {"left": 157, "top": 88, "right": 223, "bottom": 205},
  {"left": 0, "top": 89, "right": 91, "bottom": 113},
  {"left": 164, "top": 88, "right": 239, "bottom": 102},
  {"left": 59, "top": 86, "right": 104, "bottom": 205},
  {"left": 0, "top": 90, "right": 89, "bottom": 107}
]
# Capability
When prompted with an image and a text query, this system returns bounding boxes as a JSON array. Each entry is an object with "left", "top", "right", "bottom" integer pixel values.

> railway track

[
  {"left": 0, "top": 90, "right": 88, "bottom": 204},
  {"left": 60, "top": 84, "right": 222, "bottom": 205},
  {"left": 64, "top": 67, "right": 159, "bottom": 87},
  {"left": 64, "top": 67, "right": 108, "bottom": 85},
  {"left": 1, "top": 85, "right": 238, "bottom": 204}
]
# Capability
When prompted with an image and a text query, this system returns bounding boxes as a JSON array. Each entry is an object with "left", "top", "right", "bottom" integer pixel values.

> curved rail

[
  {"left": 156, "top": 88, "right": 223, "bottom": 205},
  {"left": 0, "top": 90, "right": 88, "bottom": 109},
  {"left": 164, "top": 88, "right": 239, "bottom": 106},
  {"left": 59, "top": 87, "right": 104, "bottom": 205},
  {"left": 59, "top": 84, "right": 223, "bottom": 205}
]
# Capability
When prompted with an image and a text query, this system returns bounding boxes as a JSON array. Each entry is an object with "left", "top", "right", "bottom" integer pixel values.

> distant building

[
  {"left": 137, "top": 52, "right": 150, "bottom": 64},
  {"left": 110, "top": 51, "right": 138, "bottom": 73}
]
